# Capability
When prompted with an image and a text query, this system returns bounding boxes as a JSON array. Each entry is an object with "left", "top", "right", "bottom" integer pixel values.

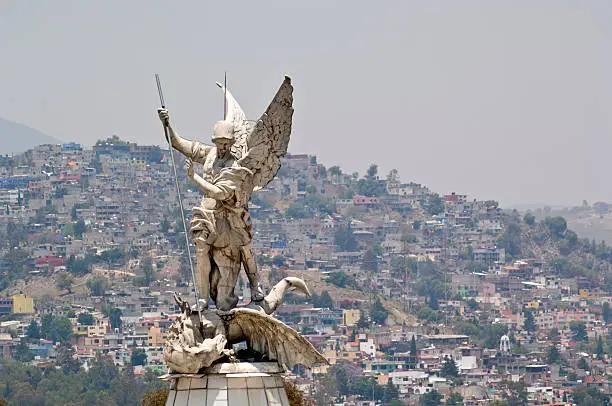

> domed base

[{"left": 165, "top": 362, "right": 290, "bottom": 406}]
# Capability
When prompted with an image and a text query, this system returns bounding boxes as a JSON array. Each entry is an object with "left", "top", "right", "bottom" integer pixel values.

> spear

[{"left": 154, "top": 74, "right": 202, "bottom": 318}]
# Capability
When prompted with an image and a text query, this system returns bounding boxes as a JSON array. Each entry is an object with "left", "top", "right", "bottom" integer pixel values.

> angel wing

[
  {"left": 227, "top": 308, "right": 327, "bottom": 370},
  {"left": 217, "top": 76, "right": 293, "bottom": 190}
]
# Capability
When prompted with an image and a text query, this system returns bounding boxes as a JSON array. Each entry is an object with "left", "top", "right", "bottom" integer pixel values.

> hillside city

[{"left": 0, "top": 137, "right": 610, "bottom": 406}]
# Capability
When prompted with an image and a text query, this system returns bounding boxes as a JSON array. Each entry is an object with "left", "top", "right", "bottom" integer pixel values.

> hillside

[{"left": 0, "top": 117, "right": 62, "bottom": 154}]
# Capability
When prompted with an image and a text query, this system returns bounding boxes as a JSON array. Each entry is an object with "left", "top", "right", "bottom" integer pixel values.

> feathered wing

[
  {"left": 217, "top": 76, "right": 293, "bottom": 191},
  {"left": 228, "top": 308, "right": 326, "bottom": 370}
]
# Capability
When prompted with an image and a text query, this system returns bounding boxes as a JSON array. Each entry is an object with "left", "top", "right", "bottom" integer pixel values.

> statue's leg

[
  {"left": 240, "top": 244, "right": 264, "bottom": 301},
  {"left": 211, "top": 247, "right": 240, "bottom": 311},
  {"left": 194, "top": 242, "right": 211, "bottom": 310}
]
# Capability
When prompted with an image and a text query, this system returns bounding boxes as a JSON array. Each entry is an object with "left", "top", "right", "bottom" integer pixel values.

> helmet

[{"left": 212, "top": 120, "right": 235, "bottom": 142}]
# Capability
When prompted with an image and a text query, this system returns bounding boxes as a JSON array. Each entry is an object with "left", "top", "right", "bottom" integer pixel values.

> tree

[
  {"left": 371, "top": 298, "right": 388, "bottom": 325},
  {"left": 382, "top": 380, "right": 399, "bottom": 404},
  {"left": 87, "top": 276, "right": 109, "bottom": 296},
  {"left": 325, "top": 271, "right": 356, "bottom": 289},
  {"left": 27, "top": 320, "right": 41, "bottom": 340},
  {"left": 159, "top": 220, "right": 170, "bottom": 233},
  {"left": 501, "top": 220, "right": 522, "bottom": 258},
  {"left": 109, "top": 308, "right": 123, "bottom": 331},
  {"left": 77, "top": 312, "right": 95, "bottom": 326},
  {"left": 14, "top": 341, "right": 34, "bottom": 362},
  {"left": 572, "top": 384, "right": 609, "bottom": 406},
  {"left": 547, "top": 345, "right": 562, "bottom": 364},
  {"left": 55, "top": 272, "right": 74, "bottom": 293},
  {"left": 141, "top": 256, "right": 155, "bottom": 287},
  {"left": 315, "top": 291, "right": 334, "bottom": 309},
  {"left": 55, "top": 342, "right": 81, "bottom": 373},
  {"left": 131, "top": 348, "right": 147, "bottom": 366},
  {"left": 595, "top": 337, "right": 604, "bottom": 361},
  {"left": 420, "top": 390, "right": 443, "bottom": 406},
  {"left": 334, "top": 226, "right": 358, "bottom": 252},
  {"left": 577, "top": 357, "right": 589, "bottom": 370},
  {"left": 142, "top": 389, "right": 169, "bottom": 406},
  {"left": 49, "top": 317, "right": 73, "bottom": 342},
  {"left": 570, "top": 321, "right": 588, "bottom": 342},
  {"left": 410, "top": 335, "right": 418, "bottom": 368},
  {"left": 603, "top": 302, "right": 610, "bottom": 324},
  {"left": 446, "top": 392, "right": 464, "bottom": 406},
  {"left": 523, "top": 213, "right": 536, "bottom": 226},
  {"left": 544, "top": 216, "right": 567, "bottom": 238},
  {"left": 440, "top": 357, "right": 459, "bottom": 378},
  {"left": 68, "top": 256, "right": 92, "bottom": 276},
  {"left": 523, "top": 310, "right": 536, "bottom": 332},
  {"left": 423, "top": 194, "right": 444, "bottom": 216}
]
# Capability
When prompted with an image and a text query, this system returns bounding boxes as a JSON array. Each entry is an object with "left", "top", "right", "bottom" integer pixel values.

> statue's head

[{"left": 212, "top": 121, "right": 234, "bottom": 155}]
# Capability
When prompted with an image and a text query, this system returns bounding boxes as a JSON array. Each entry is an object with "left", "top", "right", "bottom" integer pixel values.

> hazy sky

[{"left": 1, "top": 1, "right": 611, "bottom": 207}]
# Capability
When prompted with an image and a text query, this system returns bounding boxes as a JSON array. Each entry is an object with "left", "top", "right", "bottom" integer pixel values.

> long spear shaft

[{"left": 154, "top": 74, "right": 202, "bottom": 316}]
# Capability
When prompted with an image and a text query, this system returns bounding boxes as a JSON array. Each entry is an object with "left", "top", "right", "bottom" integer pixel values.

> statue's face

[{"left": 214, "top": 139, "right": 232, "bottom": 156}]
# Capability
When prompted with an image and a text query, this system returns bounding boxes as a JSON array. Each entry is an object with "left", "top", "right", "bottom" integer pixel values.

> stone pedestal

[{"left": 165, "top": 362, "right": 290, "bottom": 406}]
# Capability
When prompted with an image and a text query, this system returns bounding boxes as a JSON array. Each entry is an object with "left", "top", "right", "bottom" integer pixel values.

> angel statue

[{"left": 157, "top": 76, "right": 293, "bottom": 312}]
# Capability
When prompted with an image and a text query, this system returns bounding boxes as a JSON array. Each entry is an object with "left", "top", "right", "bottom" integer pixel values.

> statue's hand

[
  {"left": 157, "top": 108, "right": 170, "bottom": 126},
  {"left": 185, "top": 158, "right": 195, "bottom": 178}
]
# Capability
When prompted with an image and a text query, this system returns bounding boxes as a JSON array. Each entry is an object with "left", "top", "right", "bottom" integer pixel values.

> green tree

[
  {"left": 109, "top": 308, "right": 123, "bottom": 331},
  {"left": 569, "top": 321, "right": 588, "bottom": 342},
  {"left": 382, "top": 380, "right": 399, "bottom": 404},
  {"left": 440, "top": 357, "right": 459, "bottom": 378},
  {"left": 446, "top": 392, "right": 464, "bottom": 406},
  {"left": 141, "top": 256, "right": 155, "bottom": 287},
  {"left": 49, "top": 317, "right": 73, "bottom": 342},
  {"left": 68, "top": 256, "right": 92, "bottom": 276},
  {"left": 523, "top": 213, "right": 535, "bottom": 226},
  {"left": 577, "top": 357, "right": 589, "bottom": 370},
  {"left": 603, "top": 302, "right": 610, "bottom": 324},
  {"left": 423, "top": 194, "right": 444, "bottom": 216},
  {"left": 55, "top": 271, "right": 74, "bottom": 293},
  {"left": 131, "top": 348, "right": 148, "bottom": 366},
  {"left": 410, "top": 335, "right": 418, "bottom": 368},
  {"left": 595, "top": 337, "right": 604, "bottom": 360},
  {"left": 142, "top": 388, "right": 169, "bottom": 406},
  {"left": 334, "top": 225, "right": 358, "bottom": 252},
  {"left": 371, "top": 298, "right": 388, "bottom": 325},
  {"left": 362, "top": 243, "right": 383, "bottom": 272},
  {"left": 501, "top": 220, "right": 522, "bottom": 258},
  {"left": 544, "top": 216, "right": 567, "bottom": 238},
  {"left": 572, "top": 384, "right": 608, "bottom": 406},
  {"left": 315, "top": 291, "right": 334, "bottom": 309},
  {"left": 523, "top": 310, "right": 536, "bottom": 332},
  {"left": 547, "top": 345, "right": 562, "bottom": 364},
  {"left": 77, "top": 312, "right": 95, "bottom": 326},
  {"left": 55, "top": 342, "right": 81, "bottom": 373},
  {"left": 27, "top": 320, "right": 41, "bottom": 340},
  {"left": 325, "top": 271, "right": 356, "bottom": 289},
  {"left": 14, "top": 341, "right": 34, "bottom": 362},
  {"left": 420, "top": 390, "right": 443, "bottom": 406},
  {"left": 87, "top": 276, "right": 110, "bottom": 296}
]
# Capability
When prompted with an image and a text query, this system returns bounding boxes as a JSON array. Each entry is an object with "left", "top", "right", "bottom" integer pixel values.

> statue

[
  {"left": 158, "top": 77, "right": 293, "bottom": 311},
  {"left": 158, "top": 76, "right": 326, "bottom": 374}
]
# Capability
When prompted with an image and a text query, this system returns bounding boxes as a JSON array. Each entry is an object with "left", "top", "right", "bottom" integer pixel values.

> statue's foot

[
  {"left": 191, "top": 300, "right": 209, "bottom": 312},
  {"left": 250, "top": 288, "right": 264, "bottom": 302}
]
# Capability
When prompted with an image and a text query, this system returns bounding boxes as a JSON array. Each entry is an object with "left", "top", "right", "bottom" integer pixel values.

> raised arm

[{"left": 157, "top": 108, "right": 211, "bottom": 161}]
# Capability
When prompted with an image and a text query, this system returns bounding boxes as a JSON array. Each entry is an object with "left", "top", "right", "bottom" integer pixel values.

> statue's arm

[
  {"left": 167, "top": 125, "right": 195, "bottom": 158},
  {"left": 158, "top": 108, "right": 211, "bottom": 161},
  {"left": 191, "top": 174, "right": 231, "bottom": 201},
  {"left": 186, "top": 159, "right": 231, "bottom": 201}
]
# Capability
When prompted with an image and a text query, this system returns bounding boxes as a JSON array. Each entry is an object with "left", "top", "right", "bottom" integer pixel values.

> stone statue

[
  {"left": 157, "top": 76, "right": 293, "bottom": 311},
  {"left": 159, "top": 76, "right": 327, "bottom": 374}
]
